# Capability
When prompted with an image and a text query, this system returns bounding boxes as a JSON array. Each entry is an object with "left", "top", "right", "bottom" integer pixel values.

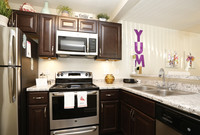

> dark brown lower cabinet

[
  {"left": 27, "top": 92, "right": 49, "bottom": 135},
  {"left": 28, "top": 105, "right": 48, "bottom": 135},
  {"left": 100, "top": 90, "right": 120, "bottom": 134},
  {"left": 120, "top": 91, "right": 155, "bottom": 135},
  {"left": 134, "top": 110, "right": 155, "bottom": 135},
  {"left": 101, "top": 100, "right": 119, "bottom": 134}
]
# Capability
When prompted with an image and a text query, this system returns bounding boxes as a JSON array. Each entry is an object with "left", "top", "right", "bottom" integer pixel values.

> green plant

[
  {"left": 0, "top": 0, "right": 12, "bottom": 18},
  {"left": 57, "top": 5, "right": 72, "bottom": 15},
  {"left": 97, "top": 13, "right": 110, "bottom": 20}
]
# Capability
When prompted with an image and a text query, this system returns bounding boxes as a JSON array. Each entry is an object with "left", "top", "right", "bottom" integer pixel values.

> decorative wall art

[
  {"left": 165, "top": 51, "right": 179, "bottom": 68},
  {"left": 185, "top": 52, "right": 195, "bottom": 69},
  {"left": 134, "top": 29, "right": 145, "bottom": 67}
]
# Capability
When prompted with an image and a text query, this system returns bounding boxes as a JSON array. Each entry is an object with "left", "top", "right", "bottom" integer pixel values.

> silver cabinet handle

[
  {"left": 99, "top": 49, "right": 102, "bottom": 56},
  {"left": 44, "top": 106, "right": 47, "bottom": 118},
  {"left": 101, "top": 103, "right": 104, "bottom": 113},
  {"left": 53, "top": 126, "right": 97, "bottom": 135},
  {"left": 33, "top": 96, "right": 44, "bottom": 100},
  {"left": 106, "top": 94, "right": 112, "bottom": 97},
  {"left": 52, "top": 46, "right": 54, "bottom": 55},
  {"left": 13, "top": 20, "right": 15, "bottom": 26}
]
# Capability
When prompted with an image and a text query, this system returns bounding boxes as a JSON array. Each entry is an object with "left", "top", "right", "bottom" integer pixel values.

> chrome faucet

[{"left": 158, "top": 68, "right": 166, "bottom": 87}]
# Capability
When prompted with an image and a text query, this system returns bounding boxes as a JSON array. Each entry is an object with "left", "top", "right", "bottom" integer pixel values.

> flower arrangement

[
  {"left": 57, "top": 5, "right": 72, "bottom": 16},
  {"left": 97, "top": 13, "right": 110, "bottom": 21},
  {"left": 0, "top": 0, "right": 12, "bottom": 18},
  {"left": 167, "top": 52, "right": 178, "bottom": 67},
  {"left": 186, "top": 53, "right": 195, "bottom": 68}
]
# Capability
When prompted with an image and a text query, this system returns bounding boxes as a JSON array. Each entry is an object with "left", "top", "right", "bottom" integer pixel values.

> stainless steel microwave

[{"left": 56, "top": 31, "right": 98, "bottom": 56}]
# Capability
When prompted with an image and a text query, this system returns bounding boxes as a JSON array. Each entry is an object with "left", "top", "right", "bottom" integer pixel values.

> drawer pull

[
  {"left": 106, "top": 94, "right": 112, "bottom": 97},
  {"left": 44, "top": 107, "right": 47, "bottom": 118},
  {"left": 33, "top": 96, "right": 44, "bottom": 100}
]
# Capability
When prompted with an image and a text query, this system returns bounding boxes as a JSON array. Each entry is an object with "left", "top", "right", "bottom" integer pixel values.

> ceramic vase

[
  {"left": 0, "top": 15, "right": 8, "bottom": 27},
  {"left": 42, "top": 1, "right": 50, "bottom": 14},
  {"left": 105, "top": 74, "right": 115, "bottom": 84}
]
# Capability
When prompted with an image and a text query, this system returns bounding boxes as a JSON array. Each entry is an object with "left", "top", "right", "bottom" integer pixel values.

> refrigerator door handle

[
  {"left": 8, "top": 67, "right": 19, "bottom": 103},
  {"left": 8, "top": 29, "right": 15, "bottom": 65},
  {"left": 8, "top": 67, "right": 14, "bottom": 103}
]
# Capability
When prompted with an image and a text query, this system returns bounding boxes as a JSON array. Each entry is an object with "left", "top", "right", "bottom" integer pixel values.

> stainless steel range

[{"left": 49, "top": 71, "right": 99, "bottom": 135}]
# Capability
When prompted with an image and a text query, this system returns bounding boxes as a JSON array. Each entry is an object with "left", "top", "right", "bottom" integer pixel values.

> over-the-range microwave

[{"left": 56, "top": 31, "right": 98, "bottom": 57}]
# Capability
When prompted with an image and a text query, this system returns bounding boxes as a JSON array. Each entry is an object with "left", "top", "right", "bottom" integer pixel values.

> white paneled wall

[
  {"left": 121, "top": 21, "right": 200, "bottom": 76},
  {"left": 38, "top": 20, "right": 200, "bottom": 79}
]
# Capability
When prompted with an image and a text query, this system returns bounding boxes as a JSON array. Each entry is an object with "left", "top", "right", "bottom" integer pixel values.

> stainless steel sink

[
  {"left": 129, "top": 85, "right": 195, "bottom": 97},
  {"left": 129, "top": 85, "right": 157, "bottom": 91}
]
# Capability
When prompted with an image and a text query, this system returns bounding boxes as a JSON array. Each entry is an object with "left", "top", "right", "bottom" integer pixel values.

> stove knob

[
  {"left": 85, "top": 73, "right": 89, "bottom": 76},
  {"left": 57, "top": 73, "right": 60, "bottom": 77},
  {"left": 61, "top": 72, "right": 64, "bottom": 76}
]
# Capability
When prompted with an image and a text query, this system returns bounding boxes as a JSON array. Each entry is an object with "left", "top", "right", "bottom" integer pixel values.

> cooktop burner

[
  {"left": 50, "top": 71, "right": 99, "bottom": 92},
  {"left": 49, "top": 83, "right": 99, "bottom": 91}
]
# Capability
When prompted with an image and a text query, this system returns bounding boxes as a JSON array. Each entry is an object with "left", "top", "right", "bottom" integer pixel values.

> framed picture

[
  {"left": 184, "top": 52, "right": 195, "bottom": 69},
  {"left": 165, "top": 51, "right": 179, "bottom": 68}
]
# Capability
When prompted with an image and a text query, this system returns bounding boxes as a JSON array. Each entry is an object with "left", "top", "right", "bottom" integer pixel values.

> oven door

[{"left": 49, "top": 90, "right": 99, "bottom": 130}]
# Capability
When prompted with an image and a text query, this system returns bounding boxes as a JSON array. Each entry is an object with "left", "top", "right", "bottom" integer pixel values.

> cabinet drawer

[
  {"left": 100, "top": 90, "right": 119, "bottom": 101},
  {"left": 78, "top": 19, "right": 97, "bottom": 33},
  {"left": 28, "top": 92, "right": 48, "bottom": 105},
  {"left": 58, "top": 17, "right": 77, "bottom": 31},
  {"left": 121, "top": 91, "right": 155, "bottom": 118}
]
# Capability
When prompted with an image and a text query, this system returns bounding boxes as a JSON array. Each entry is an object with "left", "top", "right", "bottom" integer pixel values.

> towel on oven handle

[
  {"left": 77, "top": 91, "right": 87, "bottom": 108},
  {"left": 64, "top": 92, "right": 75, "bottom": 109}
]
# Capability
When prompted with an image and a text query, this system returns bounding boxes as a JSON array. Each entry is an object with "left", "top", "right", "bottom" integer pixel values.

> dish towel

[
  {"left": 77, "top": 91, "right": 87, "bottom": 108},
  {"left": 64, "top": 92, "right": 75, "bottom": 109}
]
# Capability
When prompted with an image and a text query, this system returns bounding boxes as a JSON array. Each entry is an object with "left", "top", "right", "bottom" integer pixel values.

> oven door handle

[
  {"left": 52, "top": 91, "right": 97, "bottom": 97},
  {"left": 52, "top": 126, "right": 97, "bottom": 135}
]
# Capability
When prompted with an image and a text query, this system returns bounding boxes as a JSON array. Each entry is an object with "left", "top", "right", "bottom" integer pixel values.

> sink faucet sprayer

[{"left": 158, "top": 68, "right": 166, "bottom": 87}]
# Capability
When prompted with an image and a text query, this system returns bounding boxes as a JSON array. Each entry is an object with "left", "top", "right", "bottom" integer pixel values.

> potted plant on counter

[
  {"left": 97, "top": 13, "right": 110, "bottom": 21},
  {"left": 0, "top": 0, "right": 12, "bottom": 27},
  {"left": 57, "top": 5, "right": 72, "bottom": 17}
]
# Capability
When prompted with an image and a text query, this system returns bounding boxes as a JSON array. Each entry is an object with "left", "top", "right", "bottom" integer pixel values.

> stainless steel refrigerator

[{"left": 0, "top": 27, "right": 38, "bottom": 135}]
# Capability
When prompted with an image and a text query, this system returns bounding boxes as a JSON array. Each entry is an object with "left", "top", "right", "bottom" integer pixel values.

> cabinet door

[
  {"left": 28, "top": 105, "right": 48, "bottom": 135},
  {"left": 134, "top": 110, "right": 155, "bottom": 135},
  {"left": 39, "top": 14, "right": 56, "bottom": 57},
  {"left": 13, "top": 11, "right": 38, "bottom": 33},
  {"left": 100, "top": 100, "right": 119, "bottom": 134},
  {"left": 79, "top": 19, "right": 97, "bottom": 33},
  {"left": 58, "top": 17, "right": 77, "bottom": 31},
  {"left": 121, "top": 101, "right": 132, "bottom": 135},
  {"left": 98, "top": 22, "right": 121, "bottom": 60}
]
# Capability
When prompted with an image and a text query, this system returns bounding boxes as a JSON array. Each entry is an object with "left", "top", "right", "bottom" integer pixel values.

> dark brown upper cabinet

[
  {"left": 39, "top": 14, "right": 56, "bottom": 57},
  {"left": 58, "top": 17, "right": 97, "bottom": 33},
  {"left": 58, "top": 17, "right": 78, "bottom": 31},
  {"left": 98, "top": 21, "right": 122, "bottom": 60},
  {"left": 12, "top": 10, "right": 38, "bottom": 34},
  {"left": 79, "top": 19, "right": 97, "bottom": 33}
]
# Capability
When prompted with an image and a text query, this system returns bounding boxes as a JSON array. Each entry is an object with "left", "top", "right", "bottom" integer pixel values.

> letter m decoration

[{"left": 135, "top": 54, "right": 145, "bottom": 67}]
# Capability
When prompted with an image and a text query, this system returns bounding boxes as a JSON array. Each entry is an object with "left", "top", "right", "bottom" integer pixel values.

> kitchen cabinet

[
  {"left": 58, "top": 16, "right": 97, "bottom": 33},
  {"left": 12, "top": 10, "right": 38, "bottom": 34},
  {"left": 120, "top": 91, "right": 155, "bottom": 135},
  {"left": 27, "top": 92, "right": 49, "bottom": 135},
  {"left": 39, "top": 14, "right": 56, "bottom": 57},
  {"left": 58, "top": 17, "right": 78, "bottom": 31},
  {"left": 100, "top": 90, "right": 120, "bottom": 134},
  {"left": 79, "top": 19, "right": 97, "bottom": 33},
  {"left": 98, "top": 21, "right": 122, "bottom": 60}
]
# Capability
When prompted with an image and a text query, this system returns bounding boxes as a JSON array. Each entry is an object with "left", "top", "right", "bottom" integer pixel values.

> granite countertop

[{"left": 26, "top": 81, "right": 200, "bottom": 117}]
